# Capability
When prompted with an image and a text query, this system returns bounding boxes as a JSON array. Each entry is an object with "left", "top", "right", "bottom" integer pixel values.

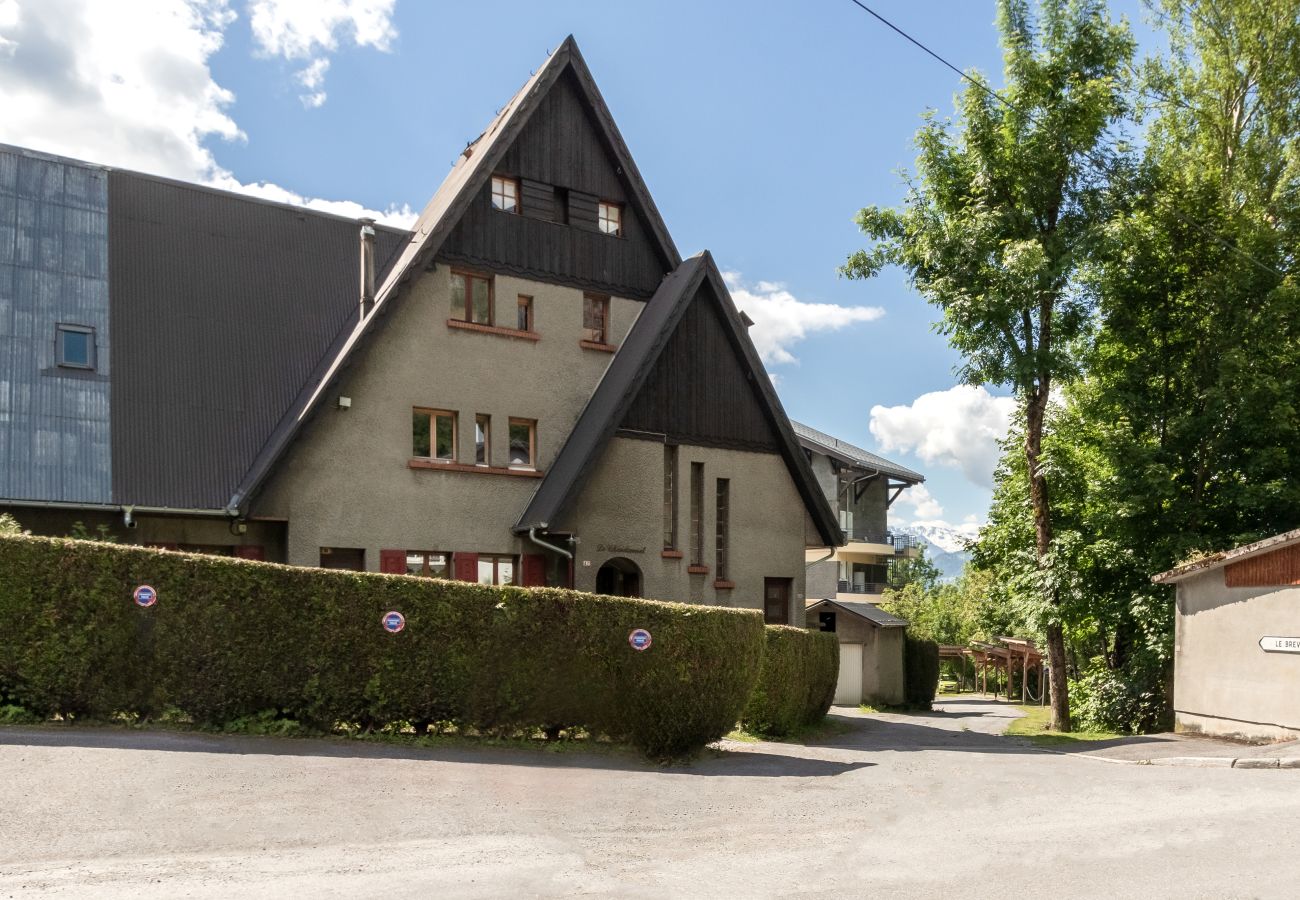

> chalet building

[
  {"left": 796, "top": 423, "right": 924, "bottom": 705},
  {"left": 1153, "top": 529, "right": 1300, "bottom": 742},
  {"left": 0, "top": 37, "right": 842, "bottom": 623}
]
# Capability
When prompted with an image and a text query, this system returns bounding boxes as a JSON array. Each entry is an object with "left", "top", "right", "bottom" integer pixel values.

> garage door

[{"left": 835, "top": 643, "right": 863, "bottom": 705}]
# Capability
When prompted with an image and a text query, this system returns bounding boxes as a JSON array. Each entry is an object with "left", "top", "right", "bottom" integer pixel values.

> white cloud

[
  {"left": 248, "top": 0, "right": 395, "bottom": 107},
  {"left": 722, "top": 271, "right": 885, "bottom": 366},
  {"left": 893, "top": 483, "right": 944, "bottom": 520},
  {"left": 870, "top": 385, "right": 1015, "bottom": 488},
  {"left": 0, "top": 0, "right": 415, "bottom": 228}
]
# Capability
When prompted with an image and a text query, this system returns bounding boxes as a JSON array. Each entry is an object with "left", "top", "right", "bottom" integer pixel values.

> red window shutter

[
  {"left": 234, "top": 545, "right": 265, "bottom": 561},
  {"left": 453, "top": 552, "right": 479, "bottom": 582},
  {"left": 379, "top": 549, "right": 407, "bottom": 575},
  {"left": 521, "top": 553, "right": 546, "bottom": 587}
]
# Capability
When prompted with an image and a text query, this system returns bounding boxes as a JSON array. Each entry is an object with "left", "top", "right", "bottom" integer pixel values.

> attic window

[
  {"left": 491, "top": 175, "right": 519, "bottom": 213},
  {"left": 597, "top": 201, "right": 622, "bottom": 236},
  {"left": 56, "top": 324, "right": 95, "bottom": 370}
]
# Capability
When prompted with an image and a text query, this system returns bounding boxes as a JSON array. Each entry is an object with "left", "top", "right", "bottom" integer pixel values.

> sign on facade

[
  {"left": 1259, "top": 636, "right": 1300, "bottom": 654},
  {"left": 382, "top": 611, "right": 406, "bottom": 633},
  {"left": 628, "top": 628, "right": 652, "bottom": 651},
  {"left": 133, "top": 585, "right": 157, "bottom": 608}
]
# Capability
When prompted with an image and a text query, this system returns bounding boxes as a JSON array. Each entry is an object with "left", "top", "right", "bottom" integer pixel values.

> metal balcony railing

[
  {"left": 837, "top": 580, "right": 887, "bottom": 595},
  {"left": 842, "top": 528, "right": 923, "bottom": 554}
]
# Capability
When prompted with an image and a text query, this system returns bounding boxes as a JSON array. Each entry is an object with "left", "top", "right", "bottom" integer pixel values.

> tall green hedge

[
  {"left": 904, "top": 635, "right": 940, "bottom": 710},
  {"left": 740, "top": 626, "right": 838, "bottom": 737},
  {"left": 0, "top": 535, "right": 766, "bottom": 758}
]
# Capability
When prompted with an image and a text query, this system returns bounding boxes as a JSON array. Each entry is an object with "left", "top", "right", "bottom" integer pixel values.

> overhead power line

[{"left": 842, "top": 0, "right": 1286, "bottom": 280}]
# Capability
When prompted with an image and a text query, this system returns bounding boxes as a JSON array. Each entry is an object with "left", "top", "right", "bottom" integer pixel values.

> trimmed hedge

[
  {"left": 904, "top": 635, "right": 940, "bottom": 710},
  {"left": 0, "top": 535, "right": 766, "bottom": 758},
  {"left": 740, "top": 626, "right": 838, "bottom": 736}
]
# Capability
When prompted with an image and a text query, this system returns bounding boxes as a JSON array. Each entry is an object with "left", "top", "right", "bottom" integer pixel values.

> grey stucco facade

[
  {"left": 0, "top": 147, "right": 111, "bottom": 504},
  {"left": 807, "top": 599, "right": 906, "bottom": 706}
]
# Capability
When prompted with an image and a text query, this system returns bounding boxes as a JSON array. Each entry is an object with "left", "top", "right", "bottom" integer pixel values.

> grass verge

[{"left": 1005, "top": 705, "right": 1121, "bottom": 746}]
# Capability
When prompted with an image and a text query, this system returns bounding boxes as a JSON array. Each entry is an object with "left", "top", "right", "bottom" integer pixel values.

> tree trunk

[{"left": 1024, "top": 381, "right": 1071, "bottom": 731}]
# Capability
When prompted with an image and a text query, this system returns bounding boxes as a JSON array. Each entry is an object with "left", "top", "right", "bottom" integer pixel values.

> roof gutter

[{"left": 0, "top": 498, "right": 232, "bottom": 518}]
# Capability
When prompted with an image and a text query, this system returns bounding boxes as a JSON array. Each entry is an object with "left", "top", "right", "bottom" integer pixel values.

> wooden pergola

[{"left": 961, "top": 637, "right": 1046, "bottom": 704}]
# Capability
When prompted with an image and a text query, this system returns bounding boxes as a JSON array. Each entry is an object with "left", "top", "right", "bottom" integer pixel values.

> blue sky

[{"left": 0, "top": 0, "right": 1154, "bottom": 533}]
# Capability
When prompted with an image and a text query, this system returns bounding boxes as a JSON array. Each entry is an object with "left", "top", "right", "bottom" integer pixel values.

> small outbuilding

[
  {"left": 1153, "top": 528, "right": 1300, "bottom": 742},
  {"left": 806, "top": 598, "right": 906, "bottom": 706}
]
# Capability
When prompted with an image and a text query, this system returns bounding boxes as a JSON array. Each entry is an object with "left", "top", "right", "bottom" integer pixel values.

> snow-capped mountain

[{"left": 895, "top": 523, "right": 978, "bottom": 582}]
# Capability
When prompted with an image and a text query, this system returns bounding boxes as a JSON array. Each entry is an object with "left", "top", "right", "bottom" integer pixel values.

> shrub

[
  {"left": 1070, "top": 663, "right": 1166, "bottom": 734},
  {"left": 903, "top": 635, "right": 940, "bottom": 710},
  {"left": 0, "top": 534, "right": 766, "bottom": 759},
  {"left": 740, "top": 626, "right": 838, "bottom": 736}
]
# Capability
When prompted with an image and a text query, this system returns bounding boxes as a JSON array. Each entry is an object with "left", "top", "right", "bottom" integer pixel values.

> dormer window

[
  {"left": 597, "top": 201, "right": 622, "bottom": 236},
  {"left": 491, "top": 175, "right": 519, "bottom": 213}
]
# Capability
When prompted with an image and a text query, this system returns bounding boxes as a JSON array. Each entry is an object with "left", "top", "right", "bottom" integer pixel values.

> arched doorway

[{"left": 596, "top": 557, "right": 642, "bottom": 597}]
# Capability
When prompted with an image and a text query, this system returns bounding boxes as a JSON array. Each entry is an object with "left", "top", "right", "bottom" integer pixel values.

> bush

[
  {"left": 740, "top": 626, "right": 838, "bottom": 736},
  {"left": 903, "top": 636, "right": 940, "bottom": 710},
  {"left": 1070, "top": 664, "right": 1166, "bottom": 734},
  {"left": 0, "top": 534, "right": 767, "bottom": 759}
]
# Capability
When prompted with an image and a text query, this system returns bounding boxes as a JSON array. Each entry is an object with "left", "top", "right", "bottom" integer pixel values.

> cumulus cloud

[
  {"left": 893, "top": 483, "right": 944, "bottom": 520},
  {"left": 248, "top": 0, "right": 396, "bottom": 107},
  {"left": 870, "top": 385, "right": 1016, "bottom": 488},
  {"left": 0, "top": 0, "right": 415, "bottom": 227},
  {"left": 722, "top": 271, "right": 885, "bottom": 366}
]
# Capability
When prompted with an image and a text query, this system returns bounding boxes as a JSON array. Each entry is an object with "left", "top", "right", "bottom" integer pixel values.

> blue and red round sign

[
  {"left": 133, "top": 585, "right": 157, "bottom": 608},
  {"left": 628, "top": 628, "right": 652, "bottom": 651},
  {"left": 382, "top": 611, "right": 406, "bottom": 633}
]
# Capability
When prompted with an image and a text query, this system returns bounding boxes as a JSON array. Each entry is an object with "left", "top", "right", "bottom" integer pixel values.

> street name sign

[{"left": 1259, "top": 636, "right": 1300, "bottom": 653}]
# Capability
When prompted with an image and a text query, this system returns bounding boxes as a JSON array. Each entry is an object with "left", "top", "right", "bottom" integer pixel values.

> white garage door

[{"left": 835, "top": 643, "right": 864, "bottom": 706}]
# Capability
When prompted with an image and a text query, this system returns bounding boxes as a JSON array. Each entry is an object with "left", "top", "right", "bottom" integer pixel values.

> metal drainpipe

[{"left": 526, "top": 526, "right": 575, "bottom": 590}]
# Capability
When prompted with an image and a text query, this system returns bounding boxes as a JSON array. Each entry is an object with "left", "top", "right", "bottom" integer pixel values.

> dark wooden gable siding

[
  {"left": 437, "top": 69, "right": 669, "bottom": 300},
  {"left": 1224, "top": 544, "right": 1300, "bottom": 587},
  {"left": 620, "top": 280, "right": 779, "bottom": 452}
]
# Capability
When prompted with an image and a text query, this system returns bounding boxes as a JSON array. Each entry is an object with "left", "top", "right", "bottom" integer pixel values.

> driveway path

[{"left": 2, "top": 705, "right": 1298, "bottom": 899}]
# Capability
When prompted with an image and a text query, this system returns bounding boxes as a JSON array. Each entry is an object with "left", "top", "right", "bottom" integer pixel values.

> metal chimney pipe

[{"left": 358, "top": 217, "right": 376, "bottom": 318}]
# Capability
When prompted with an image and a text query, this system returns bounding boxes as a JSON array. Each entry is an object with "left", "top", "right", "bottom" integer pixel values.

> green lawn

[{"left": 1005, "top": 705, "right": 1122, "bottom": 746}]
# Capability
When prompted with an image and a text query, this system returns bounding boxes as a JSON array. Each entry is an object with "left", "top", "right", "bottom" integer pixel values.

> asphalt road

[{"left": 2, "top": 699, "right": 1297, "bottom": 899}]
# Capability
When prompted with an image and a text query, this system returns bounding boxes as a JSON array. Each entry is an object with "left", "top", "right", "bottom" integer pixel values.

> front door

[{"left": 763, "top": 577, "right": 792, "bottom": 624}]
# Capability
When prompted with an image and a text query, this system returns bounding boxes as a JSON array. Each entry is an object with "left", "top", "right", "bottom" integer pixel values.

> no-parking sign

[
  {"left": 628, "top": 628, "right": 652, "bottom": 651},
  {"left": 133, "top": 585, "right": 157, "bottom": 608},
  {"left": 382, "top": 611, "right": 406, "bottom": 633}
]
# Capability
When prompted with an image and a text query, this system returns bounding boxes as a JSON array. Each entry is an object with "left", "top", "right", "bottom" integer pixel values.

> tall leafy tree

[{"left": 844, "top": 0, "right": 1133, "bottom": 729}]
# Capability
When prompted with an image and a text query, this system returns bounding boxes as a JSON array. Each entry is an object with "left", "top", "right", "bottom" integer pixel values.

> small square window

[
  {"left": 413, "top": 408, "right": 457, "bottom": 461},
  {"left": 475, "top": 414, "right": 491, "bottom": 466},
  {"left": 583, "top": 294, "right": 609, "bottom": 344},
  {"left": 56, "top": 324, "right": 95, "bottom": 370},
  {"left": 516, "top": 295, "right": 533, "bottom": 332},
  {"left": 508, "top": 418, "right": 536, "bottom": 469},
  {"left": 450, "top": 271, "right": 493, "bottom": 325},
  {"left": 491, "top": 175, "right": 519, "bottom": 213},
  {"left": 597, "top": 201, "right": 622, "bottom": 237}
]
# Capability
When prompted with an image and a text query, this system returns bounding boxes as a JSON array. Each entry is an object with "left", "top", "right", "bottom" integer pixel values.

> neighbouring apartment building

[{"left": 0, "top": 37, "right": 842, "bottom": 623}]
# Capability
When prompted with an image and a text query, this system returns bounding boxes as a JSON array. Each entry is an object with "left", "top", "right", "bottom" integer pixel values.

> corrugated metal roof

[
  {"left": 791, "top": 420, "right": 924, "bottom": 483},
  {"left": 514, "top": 252, "right": 844, "bottom": 548},
  {"left": 806, "top": 597, "right": 909, "bottom": 628},
  {"left": 109, "top": 170, "right": 409, "bottom": 508}
]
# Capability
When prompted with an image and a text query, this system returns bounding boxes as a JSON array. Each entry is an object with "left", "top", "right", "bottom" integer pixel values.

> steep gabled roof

[
  {"left": 514, "top": 252, "right": 844, "bottom": 548},
  {"left": 226, "top": 35, "right": 680, "bottom": 514},
  {"left": 792, "top": 420, "right": 924, "bottom": 484}
]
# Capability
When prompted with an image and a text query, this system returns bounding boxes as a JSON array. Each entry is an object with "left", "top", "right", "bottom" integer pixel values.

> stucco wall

[
  {"left": 255, "top": 265, "right": 641, "bottom": 568},
  {"left": 805, "top": 601, "right": 905, "bottom": 706},
  {"left": 559, "top": 436, "right": 807, "bottom": 618},
  {"left": 1174, "top": 570, "right": 1300, "bottom": 741}
]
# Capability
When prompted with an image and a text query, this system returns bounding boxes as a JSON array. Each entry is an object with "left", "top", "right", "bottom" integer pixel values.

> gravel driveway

[{"left": 2, "top": 698, "right": 1297, "bottom": 898}]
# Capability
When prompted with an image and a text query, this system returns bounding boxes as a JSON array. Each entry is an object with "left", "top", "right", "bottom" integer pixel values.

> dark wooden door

[
  {"left": 319, "top": 547, "right": 364, "bottom": 571},
  {"left": 764, "top": 577, "right": 792, "bottom": 624}
]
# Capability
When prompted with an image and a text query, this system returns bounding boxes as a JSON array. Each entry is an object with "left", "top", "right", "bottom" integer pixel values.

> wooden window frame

[
  {"left": 475, "top": 414, "right": 491, "bottom": 466},
  {"left": 413, "top": 407, "right": 458, "bottom": 462},
  {"left": 508, "top": 417, "right": 537, "bottom": 470},
  {"left": 477, "top": 553, "right": 518, "bottom": 586},
  {"left": 516, "top": 294, "right": 534, "bottom": 333},
  {"left": 406, "top": 550, "right": 451, "bottom": 578},
  {"left": 663, "top": 444, "right": 678, "bottom": 551},
  {"left": 490, "top": 175, "right": 520, "bottom": 214},
  {"left": 597, "top": 200, "right": 623, "bottom": 237},
  {"left": 450, "top": 269, "right": 494, "bottom": 326},
  {"left": 690, "top": 461, "right": 704, "bottom": 566},
  {"left": 582, "top": 293, "right": 610, "bottom": 345},
  {"left": 715, "top": 478, "right": 730, "bottom": 582}
]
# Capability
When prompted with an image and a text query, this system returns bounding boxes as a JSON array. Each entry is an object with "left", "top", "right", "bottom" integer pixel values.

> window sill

[
  {"left": 713, "top": 580, "right": 735, "bottom": 590},
  {"left": 447, "top": 319, "right": 541, "bottom": 341},
  {"left": 661, "top": 549, "right": 684, "bottom": 559},
  {"left": 408, "top": 458, "right": 543, "bottom": 478},
  {"left": 579, "top": 339, "right": 617, "bottom": 353},
  {"left": 687, "top": 564, "right": 709, "bottom": 575}
]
